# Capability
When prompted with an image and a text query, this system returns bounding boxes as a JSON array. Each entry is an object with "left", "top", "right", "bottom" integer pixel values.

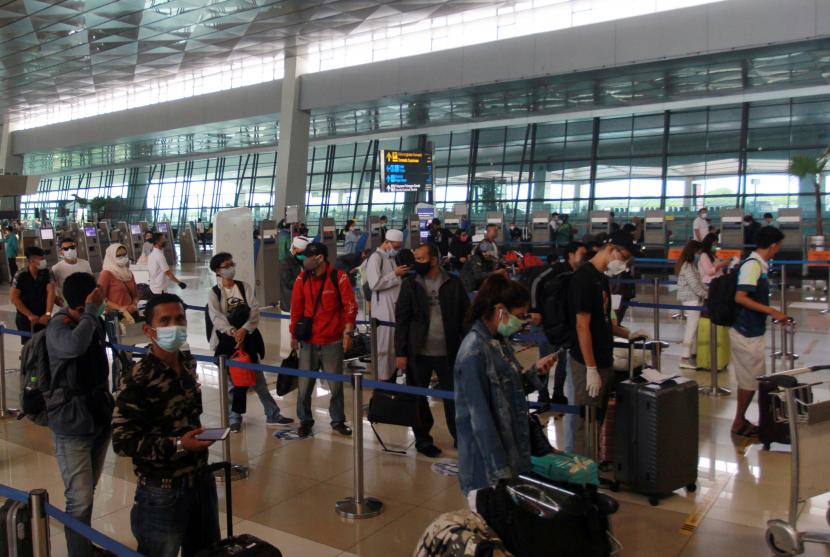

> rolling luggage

[
  {"left": 695, "top": 317, "right": 730, "bottom": 371},
  {"left": 758, "top": 369, "right": 816, "bottom": 451},
  {"left": 613, "top": 377, "right": 698, "bottom": 506},
  {"left": 195, "top": 463, "right": 282, "bottom": 557},
  {"left": 0, "top": 499, "right": 32, "bottom": 557}
]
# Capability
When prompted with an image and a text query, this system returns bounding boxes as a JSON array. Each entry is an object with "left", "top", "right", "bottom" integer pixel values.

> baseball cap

[
  {"left": 291, "top": 235, "right": 310, "bottom": 251},
  {"left": 608, "top": 230, "right": 636, "bottom": 256},
  {"left": 302, "top": 242, "right": 328, "bottom": 258}
]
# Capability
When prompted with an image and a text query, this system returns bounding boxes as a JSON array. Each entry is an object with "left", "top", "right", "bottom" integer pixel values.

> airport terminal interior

[{"left": 5, "top": 0, "right": 830, "bottom": 556}]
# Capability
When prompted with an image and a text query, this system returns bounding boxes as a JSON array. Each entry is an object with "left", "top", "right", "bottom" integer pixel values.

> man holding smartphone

[{"left": 112, "top": 294, "right": 220, "bottom": 557}]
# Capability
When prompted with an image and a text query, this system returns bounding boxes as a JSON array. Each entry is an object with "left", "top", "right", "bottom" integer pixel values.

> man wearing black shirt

[
  {"left": 566, "top": 232, "right": 644, "bottom": 456},
  {"left": 10, "top": 246, "right": 55, "bottom": 344}
]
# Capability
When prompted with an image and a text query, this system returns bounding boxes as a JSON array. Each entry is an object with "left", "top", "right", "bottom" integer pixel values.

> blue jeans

[
  {"left": 229, "top": 370, "right": 282, "bottom": 427},
  {"left": 297, "top": 341, "right": 346, "bottom": 427},
  {"left": 563, "top": 357, "right": 577, "bottom": 454},
  {"left": 53, "top": 426, "right": 111, "bottom": 557},
  {"left": 131, "top": 472, "right": 220, "bottom": 557}
]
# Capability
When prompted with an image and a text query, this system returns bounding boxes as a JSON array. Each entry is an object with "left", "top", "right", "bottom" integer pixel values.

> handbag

[
  {"left": 228, "top": 349, "right": 256, "bottom": 387},
  {"left": 367, "top": 389, "right": 419, "bottom": 427},
  {"left": 276, "top": 350, "right": 299, "bottom": 396}
]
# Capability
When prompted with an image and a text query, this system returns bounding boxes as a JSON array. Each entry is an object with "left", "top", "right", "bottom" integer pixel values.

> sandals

[{"left": 731, "top": 423, "right": 759, "bottom": 438}]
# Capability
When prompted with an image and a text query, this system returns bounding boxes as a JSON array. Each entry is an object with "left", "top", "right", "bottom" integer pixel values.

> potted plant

[{"left": 788, "top": 153, "right": 826, "bottom": 237}]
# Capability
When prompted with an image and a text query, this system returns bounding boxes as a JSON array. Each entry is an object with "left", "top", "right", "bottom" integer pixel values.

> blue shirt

[
  {"left": 5, "top": 233, "right": 17, "bottom": 259},
  {"left": 733, "top": 253, "right": 770, "bottom": 338}
]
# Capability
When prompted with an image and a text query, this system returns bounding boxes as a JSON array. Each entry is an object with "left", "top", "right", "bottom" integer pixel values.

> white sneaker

[{"left": 679, "top": 358, "right": 697, "bottom": 370}]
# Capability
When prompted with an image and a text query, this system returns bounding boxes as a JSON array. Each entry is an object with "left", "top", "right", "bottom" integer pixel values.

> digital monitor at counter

[
  {"left": 379, "top": 150, "right": 433, "bottom": 193},
  {"left": 130, "top": 224, "right": 141, "bottom": 235},
  {"left": 84, "top": 226, "right": 97, "bottom": 238},
  {"left": 40, "top": 228, "right": 54, "bottom": 240},
  {"left": 157, "top": 223, "right": 168, "bottom": 233}
]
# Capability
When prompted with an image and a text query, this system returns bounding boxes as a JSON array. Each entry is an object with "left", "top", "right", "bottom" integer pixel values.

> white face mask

[
  {"left": 62, "top": 249, "right": 77, "bottom": 260},
  {"left": 37, "top": 260, "right": 47, "bottom": 270},
  {"left": 115, "top": 256, "right": 130, "bottom": 267},
  {"left": 606, "top": 259, "right": 627, "bottom": 276}
]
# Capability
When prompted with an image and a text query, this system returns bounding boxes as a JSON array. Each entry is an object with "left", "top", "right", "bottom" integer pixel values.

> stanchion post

[
  {"left": 0, "top": 323, "right": 19, "bottom": 418},
  {"left": 336, "top": 369, "right": 383, "bottom": 519},
  {"left": 700, "top": 319, "right": 730, "bottom": 397},
  {"left": 652, "top": 278, "right": 661, "bottom": 340},
  {"left": 823, "top": 264, "right": 830, "bottom": 315},
  {"left": 215, "top": 355, "right": 249, "bottom": 482},
  {"left": 780, "top": 263, "right": 787, "bottom": 316},
  {"left": 29, "top": 488, "right": 50, "bottom": 557}
]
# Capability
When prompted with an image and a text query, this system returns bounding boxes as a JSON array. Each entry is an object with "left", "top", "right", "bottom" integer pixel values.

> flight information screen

[{"left": 379, "top": 150, "right": 433, "bottom": 192}]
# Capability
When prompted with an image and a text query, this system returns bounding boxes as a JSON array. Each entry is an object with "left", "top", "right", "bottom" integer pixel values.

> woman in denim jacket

[{"left": 454, "top": 273, "right": 557, "bottom": 498}]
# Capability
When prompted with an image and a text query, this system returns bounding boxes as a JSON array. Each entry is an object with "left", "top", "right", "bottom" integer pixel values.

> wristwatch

[{"left": 175, "top": 437, "right": 185, "bottom": 455}]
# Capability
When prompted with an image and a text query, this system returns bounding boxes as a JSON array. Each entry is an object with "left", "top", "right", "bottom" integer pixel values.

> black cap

[
  {"left": 608, "top": 230, "right": 636, "bottom": 256},
  {"left": 302, "top": 242, "right": 328, "bottom": 258}
]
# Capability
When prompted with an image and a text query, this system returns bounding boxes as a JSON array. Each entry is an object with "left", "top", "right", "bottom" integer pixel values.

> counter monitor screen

[
  {"left": 84, "top": 226, "right": 96, "bottom": 238},
  {"left": 379, "top": 150, "right": 433, "bottom": 192},
  {"left": 40, "top": 228, "right": 54, "bottom": 241},
  {"left": 157, "top": 223, "right": 168, "bottom": 233},
  {"left": 130, "top": 224, "right": 141, "bottom": 235}
]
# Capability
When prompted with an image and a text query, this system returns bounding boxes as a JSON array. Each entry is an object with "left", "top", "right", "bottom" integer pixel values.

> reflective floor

[{"left": 3, "top": 255, "right": 830, "bottom": 556}]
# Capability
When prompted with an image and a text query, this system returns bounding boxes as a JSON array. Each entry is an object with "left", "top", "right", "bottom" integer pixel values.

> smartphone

[{"left": 195, "top": 428, "right": 230, "bottom": 442}]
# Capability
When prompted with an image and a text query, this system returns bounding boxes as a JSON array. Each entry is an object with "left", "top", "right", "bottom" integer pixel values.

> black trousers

[
  {"left": 7, "top": 258, "right": 16, "bottom": 281},
  {"left": 408, "top": 355, "right": 456, "bottom": 449}
]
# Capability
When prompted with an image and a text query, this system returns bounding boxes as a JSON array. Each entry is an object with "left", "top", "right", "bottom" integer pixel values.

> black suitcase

[
  {"left": 195, "top": 463, "right": 282, "bottom": 557},
  {"left": 756, "top": 367, "right": 830, "bottom": 450},
  {"left": 613, "top": 377, "right": 698, "bottom": 506},
  {"left": 0, "top": 500, "right": 32, "bottom": 557},
  {"left": 476, "top": 475, "right": 619, "bottom": 557}
]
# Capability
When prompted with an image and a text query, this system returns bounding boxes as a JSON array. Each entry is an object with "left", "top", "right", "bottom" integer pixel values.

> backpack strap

[
  {"left": 330, "top": 270, "right": 342, "bottom": 308},
  {"left": 234, "top": 280, "right": 248, "bottom": 305}
]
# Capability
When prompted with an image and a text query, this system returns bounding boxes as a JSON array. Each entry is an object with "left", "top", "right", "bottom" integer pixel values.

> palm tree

[{"left": 788, "top": 153, "right": 827, "bottom": 237}]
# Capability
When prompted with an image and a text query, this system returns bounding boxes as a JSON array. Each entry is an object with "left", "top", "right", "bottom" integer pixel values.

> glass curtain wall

[{"left": 23, "top": 94, "right": 830, "bottom": 234}]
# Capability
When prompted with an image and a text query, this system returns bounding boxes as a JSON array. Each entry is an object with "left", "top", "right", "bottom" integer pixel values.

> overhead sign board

[{"left": 379, "top": 150, "right": 433, "bottom": 192}]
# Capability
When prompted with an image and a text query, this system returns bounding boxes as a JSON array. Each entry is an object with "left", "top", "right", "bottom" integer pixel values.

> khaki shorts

[
  {"left": 569, "top": 355, "right": 614, "bottom": 406},
  {"left": 729, "top": 328, "right": 765, "bottom": 391}
]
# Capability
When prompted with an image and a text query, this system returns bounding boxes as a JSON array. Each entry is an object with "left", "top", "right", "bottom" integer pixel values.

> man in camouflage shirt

[{"left": 112, "top": 294, "right": 220, "bottom": 557}]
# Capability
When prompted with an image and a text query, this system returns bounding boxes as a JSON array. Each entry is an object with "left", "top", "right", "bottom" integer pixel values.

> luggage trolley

[{"left": 765, "top": 365, "right": 830, "bottom": 556}]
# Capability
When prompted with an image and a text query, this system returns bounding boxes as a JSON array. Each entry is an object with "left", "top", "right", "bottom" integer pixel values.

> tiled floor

[{"left": 3, "top": 255, "right": 830, "bottom": 556}]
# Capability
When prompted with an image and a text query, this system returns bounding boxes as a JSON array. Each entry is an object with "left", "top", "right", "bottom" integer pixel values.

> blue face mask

[
  {"left": 152, "top": 326, "right": 188, "bottom": 353},
  {"left": 386, "top": 249, "right": 399, "bottom": 258}
]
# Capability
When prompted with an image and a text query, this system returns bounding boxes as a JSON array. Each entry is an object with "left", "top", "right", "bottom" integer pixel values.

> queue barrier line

[
  {"left": 0, "top": 484, "right": 143, "bottom": 557},
  {"left": 624, "top": 301, "right": 706, "bottom": 312}
]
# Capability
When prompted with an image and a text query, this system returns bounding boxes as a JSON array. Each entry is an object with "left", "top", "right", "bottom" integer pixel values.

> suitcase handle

[
  {"left": 204, "top": 461, "right": 233, "bottom": 538},
  {"left": 759, "top": 365, "right": 830, "bottom": 380}
]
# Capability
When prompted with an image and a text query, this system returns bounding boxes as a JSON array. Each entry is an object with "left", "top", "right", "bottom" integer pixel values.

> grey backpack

[{"left": 19, "top": 329, "right": 52, "bottom": 426}]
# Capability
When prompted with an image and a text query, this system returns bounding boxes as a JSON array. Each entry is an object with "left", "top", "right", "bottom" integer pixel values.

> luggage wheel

[
  {"left": 648, "top": 495, "right": 660, "bottom": 506},
  {"left": 763, "top": 442, "right": 772, "bottom": 451},
  {"left": 686, "top": 483, "right": 697, "bottom": 493}
]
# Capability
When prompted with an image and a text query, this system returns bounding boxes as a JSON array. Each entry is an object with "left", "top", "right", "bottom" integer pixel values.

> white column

[
  {"left": 0, "top": 117, "right": 23, "bottom": 176},
  {"left": 274, "top": 56, "right": 310, "bottom": 222}
]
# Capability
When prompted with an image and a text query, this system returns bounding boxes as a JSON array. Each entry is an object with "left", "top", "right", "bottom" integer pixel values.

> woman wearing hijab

[{"left": 99, "top": 243, "right": 139, "bottom": 323}]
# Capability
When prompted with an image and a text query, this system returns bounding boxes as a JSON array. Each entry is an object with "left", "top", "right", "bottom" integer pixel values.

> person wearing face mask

[
  {"left": 675, "top": 240, "right": 708, "bottom": 370},
  {"left": 148, "top": 232, "right": 186, "bottom": 295},
  {"left": 278, "top": 235, "right": 311, "bottom": 357},
  {"left": 364, "top": 229, "right": 409, "bottom": 381},
  {"left": 4, "top": 225, "right": 18, "bottom": 280},
  {"left": 52, "top": 237, "right": 93, "bottom": 302},
  {"left": 137, "top": 232, "right": 155, "bottom": 266},
  {"left": 44, "top": 273, "right": 113, "bottom": 557},
  {"left": 565, "top": 231, "right": 647, "bottom": 457},
  {"left": 693, "top": 207, "right": 709, "bottom": 241},
  {"left": 11, "top": 246, "right": 56, "bottom": 345},
  {"left": 208, "top": 252, "right": 292, "bottom": 433},
  {"left": 343, "top": 219, "right": 361, "bottom": 254},
  {"left": 99, "top": 243, "right": 139, "bottom": 320},
  {"left": 448, "top": 229, "right": 473, "bottom": 270},
  {"left": 112, "top": 294, "right": 220, "bottom": 557},
  {"left": 698, "top": 232, "right": 731, "bottom": 285},
  {"left": 394, "top": 243, "right": 470, "bottom": 457},
  {"left": 454, "top": 273, "right": 556, "bottom": 499},
  {"left": 289, "top": 242, "right": 358, "bottom": 438}
]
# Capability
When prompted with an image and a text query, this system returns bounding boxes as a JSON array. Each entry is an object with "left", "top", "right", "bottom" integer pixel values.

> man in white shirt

[
  {"left": 693, "top": 208, "right": 709, "bottom": 241},
  {"left": 148, "top": 232, "right": 186, "bottom": 294},
  {"left": 52, "top": 237, "right": 93, "bottom": 301}
]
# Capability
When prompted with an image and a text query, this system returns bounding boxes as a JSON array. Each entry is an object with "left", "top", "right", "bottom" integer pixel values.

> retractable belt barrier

[{"left": 0, "top": 484, "right": 143, "bottom": 557}]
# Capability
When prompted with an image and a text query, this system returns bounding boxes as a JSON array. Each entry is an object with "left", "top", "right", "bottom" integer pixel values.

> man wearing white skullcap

[
  {"left": 365, "top": 227, "right": 409, "bottom": 380},
  {"left": 280, "top": 236, "right": 310, "bottom": 312}
]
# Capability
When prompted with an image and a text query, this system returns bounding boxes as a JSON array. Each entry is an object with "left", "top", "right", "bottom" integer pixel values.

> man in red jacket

[{"left": 290, "top": 242, "right": 358, "bottom": 438}]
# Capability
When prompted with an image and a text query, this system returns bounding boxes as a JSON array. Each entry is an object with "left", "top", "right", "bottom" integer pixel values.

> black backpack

[
  {"left": 706, "top": 259, "right": 760, "bottom": 326},
  {"left": 205, "top": 280, "right": 248, "bottom": 341},
  {"left": 19, "top": 329, "right": 51, "bottom": 426},
  {"left": 542, "top": 271, "right": 575, "bottom": 348}
]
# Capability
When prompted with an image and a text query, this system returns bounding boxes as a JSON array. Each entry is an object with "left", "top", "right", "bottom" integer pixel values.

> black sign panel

[{"left": 379, "top": 150, "right": 433, "bottom": 192}]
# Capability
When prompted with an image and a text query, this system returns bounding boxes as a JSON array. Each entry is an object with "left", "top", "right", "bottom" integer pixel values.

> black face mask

[{"left": 414, "top": 261, "right": 432, "bottom": 276}]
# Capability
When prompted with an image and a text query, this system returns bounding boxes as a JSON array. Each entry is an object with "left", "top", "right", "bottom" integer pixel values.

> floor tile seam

[{"left": 342, "top": 502, "right": 428, "bottom": 552}]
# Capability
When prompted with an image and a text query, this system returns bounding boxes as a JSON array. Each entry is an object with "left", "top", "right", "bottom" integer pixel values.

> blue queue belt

[{"left": 0, "top": 484, "right": 142, "bottom": 557}]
